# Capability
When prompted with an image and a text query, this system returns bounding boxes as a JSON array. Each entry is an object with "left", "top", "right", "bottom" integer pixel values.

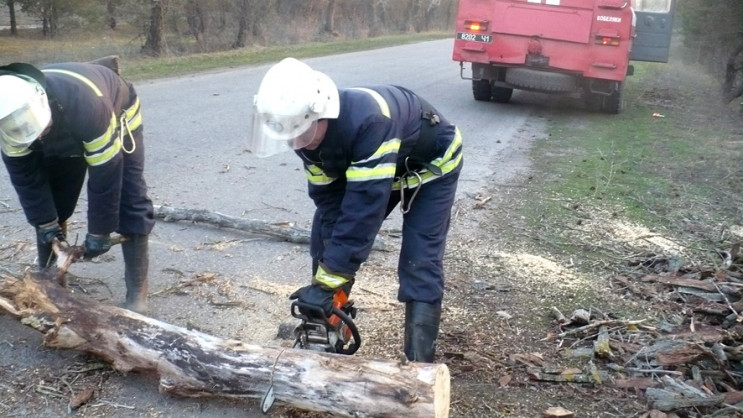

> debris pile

[{"left": 537, "top": 245, "right": 743, "bottom": 417}]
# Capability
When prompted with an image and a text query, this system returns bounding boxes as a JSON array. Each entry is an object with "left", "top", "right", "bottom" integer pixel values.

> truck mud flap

[{"left": 505, "top": 68, "right": 577, "bottom": 93}]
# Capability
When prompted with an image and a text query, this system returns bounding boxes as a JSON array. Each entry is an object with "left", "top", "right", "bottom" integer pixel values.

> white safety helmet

[
  {"left": 249, "top": 57, "right": 339, "bottom": 157},
  {"left": 0, "top": 70, "right": 51, "bottom": 154}
]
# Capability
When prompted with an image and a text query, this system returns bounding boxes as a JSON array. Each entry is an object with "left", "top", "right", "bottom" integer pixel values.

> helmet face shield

[
  {"left": 248, "top": 106, "right": 318, "bottom": 158},
  {"left": 0, "top": 75, "right": 50, "bottom": 152},
  {"left": 0, "top": 102, "right": 47, "bottom": 149}
]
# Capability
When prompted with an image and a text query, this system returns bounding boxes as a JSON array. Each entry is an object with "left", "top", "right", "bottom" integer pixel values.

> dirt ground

[{"left": 1, "top": 58, "right": 741, "bottom": 418}]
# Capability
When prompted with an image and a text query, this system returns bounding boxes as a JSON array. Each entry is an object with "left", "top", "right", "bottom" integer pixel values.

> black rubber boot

[
  {"left": 36, "top": 221, "right": 67, "bottom": 269},
  {"left": 36, "top": 239, "right": 54, "bottom": 269},
  {"left": 403, "top": 300, "right": 442, "bottom": 363},
  {"left": 121, "top": 234, "right": 149, "bottom": 313}
]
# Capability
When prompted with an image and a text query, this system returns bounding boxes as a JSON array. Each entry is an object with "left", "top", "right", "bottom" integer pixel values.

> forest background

[{"left": 0, "top": 0, "right": 741, "bottom": 104}]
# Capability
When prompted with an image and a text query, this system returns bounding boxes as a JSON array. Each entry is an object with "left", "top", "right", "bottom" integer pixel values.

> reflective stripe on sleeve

[
  {"left": 305, "top": 164, "right": 336, "bottom": 185},
  {"left": 314, "top": 265, "right": 350, "bottom": 289},
  {"left": 124, "top": 97, "right": 142, "bottom": 131},
  {"left": 347, "top": 163, "right": 397, "bottom": 182},
  {"left": 84, "top": 114, "right": 121, "bottom": 166},
  {"left": 392, "top": 127, "right": 463, "bottom": 190},
  {"left": 1, "top": 143, "right": 32, "bottom": 157},
  {"left": 346, "top": 137, "right": 400, "bottom": 182}
]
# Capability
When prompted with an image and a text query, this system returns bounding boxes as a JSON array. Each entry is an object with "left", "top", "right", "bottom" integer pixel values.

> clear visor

[
  {"left": 248, "top": 110, "right": 318, "bottom": 158},
  {"left": 0, "top": 102, "right": 46, "bottom": 149}
]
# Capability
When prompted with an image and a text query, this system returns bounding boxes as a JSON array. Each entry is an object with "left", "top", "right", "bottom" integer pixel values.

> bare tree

[
  {"left": 232, "top": 0, "right": 249, "bottom": 48},
  {"left": 722, "top": 44, "right": 743, "bottom": 103},
  {"left": 142, "top": 0, "right": 165, "bottom": 56},
  {"left": 185, "top": 0, "right": 208, "bottom": 51},
  {"left": 4, "top": 0, "right": 18, "bottom": 35},
  {"left": 323, "top": 0, "right": 336, "bottom": 34},
  {"left": 106, "top": 0, "right": 117, "bottom": 29}
]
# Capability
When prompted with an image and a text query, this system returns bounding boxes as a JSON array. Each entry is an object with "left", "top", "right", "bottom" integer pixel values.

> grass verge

[
  {"left": 0, "top": 31, "right": 451, "bottom": 80},
  {"left": 522, "top": 58, "right": 742, "bottom": 270}
]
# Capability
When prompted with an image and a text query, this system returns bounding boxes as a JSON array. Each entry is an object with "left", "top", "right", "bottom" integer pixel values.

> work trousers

[
  {"left": 385, "top": 163, "right": 462, "bottom": 304},
  {"left": 42, "top": 126, "right": 154, "bottom": 236}
]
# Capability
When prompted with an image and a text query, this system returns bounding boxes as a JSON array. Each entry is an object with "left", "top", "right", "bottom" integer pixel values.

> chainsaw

[{"left": 291, "top": 289, "right": 361, "bottom": 355}]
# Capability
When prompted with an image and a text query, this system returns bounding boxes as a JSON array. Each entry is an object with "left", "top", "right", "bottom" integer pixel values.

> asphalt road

[{"left": 0, "top": 39, "right": 546, "bottom": 417}]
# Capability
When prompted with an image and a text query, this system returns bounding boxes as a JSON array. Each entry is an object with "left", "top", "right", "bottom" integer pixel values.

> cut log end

[{"left": 433, "top": 364, "right": 451, "bottom": 418}]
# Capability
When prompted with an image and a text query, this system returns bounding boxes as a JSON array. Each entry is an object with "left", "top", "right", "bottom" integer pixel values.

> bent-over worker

[
  {"left": 251, "top": 58, "right": 463, "bottom": 362},
  {"left": 0, "top": 61, "right": 154, "bottom": 313}
]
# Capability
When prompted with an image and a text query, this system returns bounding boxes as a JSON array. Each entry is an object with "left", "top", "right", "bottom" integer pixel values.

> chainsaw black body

[{"left": 291, "top": 301, "right": 361, "bottom": 355}]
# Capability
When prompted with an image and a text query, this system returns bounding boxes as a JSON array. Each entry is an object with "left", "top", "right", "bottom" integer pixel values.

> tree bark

[
  {"left": 232, "top": 0, "right": 249, "bottom": 48},
  {"left": 142, "top": 0, "right": 165, "bottom": 56},
  {"left": 0, "top": 273, "right": 450, "bottom": 417},
  {"left": 153, "top": 205, "right": 395, "bottom": 252},
  {"left": 323, "top": 0, "right": 336, "bottom": 34},
  {"left": 7, "top": 0, "right": 17, "bottom": 36},
  {"left": 106, "top": 0, "right": 117, "bottom": 29}
]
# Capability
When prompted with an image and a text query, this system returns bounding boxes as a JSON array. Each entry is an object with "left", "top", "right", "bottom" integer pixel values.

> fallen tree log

[
  {"left": 154, "top": 205, "right": 395, "bottom": 252},
  {"left": 0, "top": 273, "right": 449, "bottom": 417}
]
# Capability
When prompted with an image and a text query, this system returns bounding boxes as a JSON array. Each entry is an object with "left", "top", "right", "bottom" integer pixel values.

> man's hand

[
  {"left": 83, "top": 233, "right": 112, "bottom": 259},
  {"left": 289, "top": 284, "right": 335, "bottom": 318},
  {"left": 36, "top": 218, "right": 66, "bottom": 245}
]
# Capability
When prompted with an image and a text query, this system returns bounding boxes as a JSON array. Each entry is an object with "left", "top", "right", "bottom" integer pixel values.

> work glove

[
  {"left": 289, "top": 264, "right": 354, "bottom": 318},
  {"left": 36, "top": 218, "right": 66, "bottom": 245},
  {"left": 83, "top": 233, "right": 112, "bottom": 259},
  {"left": 289, "top": 284, "right": 336, "bottom": 319}
]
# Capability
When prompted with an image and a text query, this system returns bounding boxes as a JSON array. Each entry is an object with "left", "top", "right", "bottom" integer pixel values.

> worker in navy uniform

[
  {"left": 0, "top": 61, "right": 154, "bottom": 313},
  {"left": 251, "top": 58, "right": 463, "bottom": 362}
]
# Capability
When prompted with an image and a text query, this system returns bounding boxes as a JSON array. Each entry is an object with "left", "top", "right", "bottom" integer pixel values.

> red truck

[{"left": 452, "top": 0, "right": 675, "bottom": 113}]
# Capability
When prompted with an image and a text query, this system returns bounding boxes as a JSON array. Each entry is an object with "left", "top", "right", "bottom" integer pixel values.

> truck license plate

[{"left": 456, "top": 32, "right": 492, "bottom": 43}]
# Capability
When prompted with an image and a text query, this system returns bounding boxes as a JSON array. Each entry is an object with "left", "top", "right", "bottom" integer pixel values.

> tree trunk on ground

[
  {"left": 153, "top": 205, "right": 396, "bottom": 252},
  {"left": 0, "top": 273, "right": 451, "bottom": 417}
]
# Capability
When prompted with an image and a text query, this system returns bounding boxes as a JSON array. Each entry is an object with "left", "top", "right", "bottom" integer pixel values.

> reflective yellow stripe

[
  {"left": 350, "top": 88, "right": 390, "bottom": 118},
  {"left": 41, "top": 69, "right": 103, "bottom": 96},
  {"left": 305, "top": 164, "right": 335, "bottom": 185},
  {"left": 314, "top": 265, "right": 349, "bottom": 289},
  {"left": 85, "top": 136, "right": 122, "bottom": 166},
  {"left": 83, "top": 114, "right": 117, "bottom": 152},
  {"left": 392, "top": 127, "right": 463, "bottom": 189},
  {"left": 1, "top": 144, "right": 32, "bottom": 157},
  {"left": 353, "top": 138, "right": 400, "bottom": 165},
  {"left": 347, "top": 163, "right": 397, "bottom": 182},
  {"left": 125, "top": 97, "right": 142, "bottom": 131}
]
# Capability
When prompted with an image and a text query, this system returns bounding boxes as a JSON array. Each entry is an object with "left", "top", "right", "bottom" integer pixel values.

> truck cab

[{"left": 452, "top": 0, "right": 675, "bottom": 113}]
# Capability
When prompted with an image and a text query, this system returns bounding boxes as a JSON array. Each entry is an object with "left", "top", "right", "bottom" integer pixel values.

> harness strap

[{"left": 396, "top": 97, "right": 443, "bottom": 177}]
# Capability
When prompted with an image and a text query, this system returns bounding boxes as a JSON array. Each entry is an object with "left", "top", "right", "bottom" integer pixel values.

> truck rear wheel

[
  {"left": 601, "top": 82, "right": 624, "bottom": 114},
  {"left": 492, "top": 86, "right": 513, "bottom": 103},
  {"left": 585, "top": 82, "right": 624, "bottom": 114},
  {"left": 472, "top": 79, "right": 492, "bottom": 101}
]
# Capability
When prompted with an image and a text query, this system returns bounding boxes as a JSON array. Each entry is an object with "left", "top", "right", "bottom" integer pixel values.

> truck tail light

[
  {"left": 464, "top": 20, "right": 488, "bottom": 32},
  {"left": 595, "top": 36, "right": 620, "bottom": 46}
]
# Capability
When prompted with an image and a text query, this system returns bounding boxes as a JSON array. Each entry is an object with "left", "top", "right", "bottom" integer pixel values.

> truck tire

[
  {"left": 472, "top": 79, "right": 491, "bottom": 101},
  {"left": 492, "top": 86, "right": 513, "bottom": 103},
  {"left": 505, "top": 68, "right": 576, "bottom": 93},
  {"left": 584, "top": 82, "right": 624, "bottom": 114},
  {"left": 601, "top": 82, "right": 624, "bottom": 114}
]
